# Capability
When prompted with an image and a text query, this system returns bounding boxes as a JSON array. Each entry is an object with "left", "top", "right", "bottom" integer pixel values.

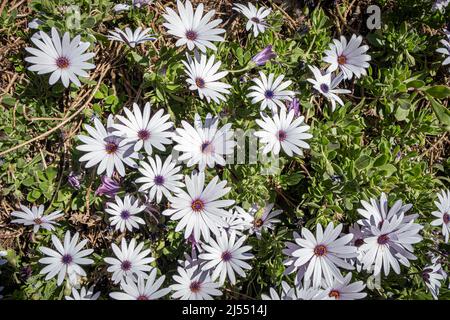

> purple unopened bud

[
  {"left": 20, "top": 265, "right": 33, "bottom": 281},
  {"left": 95, "top": 175, "right": 120, "bottom": 197},
  {"left": 187, "top": 233, "right": 199, "bottom": 252},
  {"left": 68, "top": 172, "right": 81, "bottom": 190},
  {"left": 251, "top": 45, "right": 277, "bottom": 66},
  {"left": 287, "top": 98, "right": 300, "bottom": 117}
]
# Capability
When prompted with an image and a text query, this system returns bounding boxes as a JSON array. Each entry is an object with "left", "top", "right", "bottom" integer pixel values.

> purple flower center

[
  {"left": 137, "top": 295, "right": 149, "bottom": 300},
  {"left": 105, "top": 142, "right": 119, "bottom": 154},
  {"left": 33, "top": 218, "right": 43, "bottom": 225},
  {"left": 264, "top": 90, "right": 274, "bottom": 99},
  {"left": 277, "top": 130, "right": 287, "bottom": 141},
  {"left": 56, "top": 56, "right": 70, "bottom": 69},
  {"left": 185, "top": 30, "right": 198, "bottom": 41},
  {"left": 120, "top": 210, "right": 130, "bottom": 220},
  {"left": 314, "top": 244, "right": 327, "bottom": 256},
  {"left": 191, "top": 199, "right": 205, "bottom": 212},
  {"left": 422, "top": 269, "right": 431, "bottom": 282},
  {"left": 154, "top": 175, "right": 165, "bottom": 186},
  {"left": 251, "top": 17, "right": 260, "bottom": 23},
  {"left": 121, "top": 260, "right": 132, "bottom": 271},
  {"left": 354, "top": 238, "right": 364, "bottom": 247},
  {"left": 61, "top": 254, "right": 73, "bottom": 265},
  {"left": 320, "top": 83, "right": 330, "bottom": 94},
  {"left": 137, "top": 129, "right": 151, "bottom": 141},
  {"left": 201, "top": 141, "right": 214, "bottom": 154},
  {"left": 377, "top": 234, "right": 390, "bottom": 245},
  {"left": 221, "top": 251, "right": 232, "bottom": 262},
  {"left": 337, "top": 55, "right": 347, "bottom": 65},
  {"left": 189, "top": 281, "right": 201, "bottom": 293},
  {"left": 443, "top": 213, "right": 449, "bottom": 224},
  {"left": 195, "top": 77, "right": 206, "bottom": 88}
]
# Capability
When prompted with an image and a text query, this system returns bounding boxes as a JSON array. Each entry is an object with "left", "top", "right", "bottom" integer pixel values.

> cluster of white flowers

[
  {"left": 278, "top": 192, "right": 450, "bottom": 300},
  {"left": 7, "top": 0, "right": 448, "bottom": 300}
]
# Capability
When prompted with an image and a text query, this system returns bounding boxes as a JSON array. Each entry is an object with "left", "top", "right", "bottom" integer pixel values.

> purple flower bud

[
  {"left": 187, "top": 233, "right": 202, "bottom": 254},
  {"left": 287, "top": 98, "right": 300, "bottom": 117},
  {"left": 251, "top": 45, "right": 277, "bottom": 66},
  {"left": 20, "top": 265, "right": 33, "bottom": 281},
  {"left": 95, "top": 175, "right": 120, "bottom": 197},
  {"left": 68, "top": 172, "right": 81, "bottom": 190}
]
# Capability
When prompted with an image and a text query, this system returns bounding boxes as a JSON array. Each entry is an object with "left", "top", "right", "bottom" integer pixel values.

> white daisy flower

[
  {"left": 162, "top": 0, "right": 225, "bottom": 52},
  {"left": 111, "top": 102, "right": 173, "bottom": 155},
  {"left": 173, "top": 113, "right": 236, "bottom": 171},
  {"left": 247, "top": 72, "right": 294, "bottom": 112},
  {"left": 28, "top": 18, "right": 43, "bottom": 30},
  {"left": 233, "top": 3, "right": 271, "bottom": 38},
  {"left": 113, "top": 4, "right": 131, "bottom": 12},
  {"left": 110, "top": 270, "right": 170, "bottom": 300},
  {"left": 307, "top": 66, "right": 351, "bottom": 112},
  {"left": 422, "top": 260, "right": 446, "bottom": 300},
  {"left": 356, "top": 192, "right": 417, "bottom": 230},
  {"left": 163, "top": 172, "right": 235, "bottom": 242},
  {"left": 264, "top": 281, "right": 330, "bottom": 300},
  {"left": 261, "top": 281, "right": 296, "bottom": 300},
  {"left": 238, "top": 203, "right": 282, "bottom": 238},
  {"left": 104, "top": 238, "right": 155, "bottom": 285},
  {"left": 432, "top": 0, "right": 450, "bottom": 12},
  {"left": 107, "top": 27, "right": 156, "bottom": 48},
  {"left": 431, "top": 189, "right": 450, "bottom": 242},
  {"left": 287, "top": 223, "right": 357, "bottom": 288},
  {"left": 170, "top": 266, "right": 222, "bottom": 300},
  {"left": 254, "top": 108, "right": 312, "bottom": 156},
  {"left": 65, "top": 286, "right": 100, "bottom": 300},
  {"left": 323, "top": 273, "right": 367, "bottom": 300},
  {"left": 359, "top": 207, "right": 423, "bottom": 277},
  {"left": 10, "top": 204, "right": 63, "bottom": 234},
  {"left": 294, "top": 285, "right": 331, "bottom": 300},
  {"left": 25, "top": 27, "right": 95, "bottom": 87},
  {"left": 282, "top": 236, "right": 308, "bottom": 285},
  {"left": 220, "top": 207, "right": 248, "bottom": 236},
  {"left": 105, "top": 195, "right": 146, "bottom": 232},
  {"left": 136, "top": 155, "right": 185, "bottom": 204},
  {"left": 199, "top": 231, "right": 253, "bottom": 285},
  {"left": 348, "top": 223, "right": 367, "bottom": 271},
  {"left": 38, "top": 231, "right": 94, "bottom": 286},
  {"left": 77, "top": 117, "right": 140, "bottom": 177},
  {"left": 323, "top": 34, "right": 371, "bottom": 80},
  {"left": 182, "top": 54, "right": 231, "bottom": 104}
]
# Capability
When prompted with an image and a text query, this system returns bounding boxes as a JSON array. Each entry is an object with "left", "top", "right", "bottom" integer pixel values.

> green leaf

[
  {"left": 373, "top": 154, "right": 389, "bottom": 167},
  {"left": 379, "top": 164, "right": 397, "bottom": 177},
  {"left": 395, "top": 99, "right": 410, "bottom": 121},
  {"left": 1, "top": 95, "right": 16, "bottom": 106},
  {"left": 424, "top": 85, "right": 450, "bottom": 99},
  {"left": 282, "top": 172, "right": 303, "bottom": 186},
  {"left": 405, "top": 79, "right": 425, "bottom": 88},
  {"left": 355, "top": 155, "right": 372, "bottom": 170},
  {"left": 429, "top": 96, "right": 450, "bottom": 128}
]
